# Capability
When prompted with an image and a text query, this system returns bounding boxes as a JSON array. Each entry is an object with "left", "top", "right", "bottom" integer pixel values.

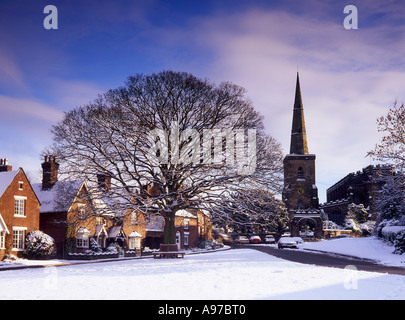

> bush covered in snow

[
  {"left": 199, "top": 240, "right": 217, "bottom": 250},
  {"left": 393, "top": 230, "right": 405, "bottom": 255},
  {"left": 89, "top": 238, "right": 102, "bottom": 253},
  {"left": 106, "top": 243, "right": 123, "bottom": 255},
  {"left": 374, "top": 174, "right": 405, "bottom": 244},
  {"left": 348, "top": 203, "right": 368, "bottom": 224},
  {"left": 344, "top": 203, "right": 375, "bottom": 235},
  {"left": 23, "top": 230, "right": 56, "bottom": 260}
]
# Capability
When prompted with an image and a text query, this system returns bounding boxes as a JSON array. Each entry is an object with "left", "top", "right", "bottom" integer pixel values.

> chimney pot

[
  {"left": 42, "top": 155, "right": 59, "bottom": 189},
  {"left": 0, "top": 158, "right": 12, "bottom": 172},
  {"left": 97, "top": 173, "right": 112, "bottom": 191}
]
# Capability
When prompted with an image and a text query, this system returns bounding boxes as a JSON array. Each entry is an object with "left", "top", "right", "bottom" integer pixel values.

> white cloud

[
  {"left": 44, "top": 78, "right": 107, "bottom": 109},
  {"left": 0, "top": 95, "right": 63, "bottom": 124},
  {"left": 0, "top": 49, "right": 26, "bottom": 90}
]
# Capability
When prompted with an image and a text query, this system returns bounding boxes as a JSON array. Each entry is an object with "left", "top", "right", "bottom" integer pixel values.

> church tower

[{"left": 282, "top": 73, "right": 322, "bottom": 238}]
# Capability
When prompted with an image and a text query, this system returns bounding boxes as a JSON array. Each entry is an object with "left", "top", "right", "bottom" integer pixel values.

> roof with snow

[
  {"left": 0, "top": 171, "right": 19, "bottom": 198},
  {"left": 32, "top": 180, "right": 84, "bottom": 213}
]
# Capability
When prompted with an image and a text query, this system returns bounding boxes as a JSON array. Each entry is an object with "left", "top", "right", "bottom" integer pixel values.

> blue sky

[{"left": 1, "top": 0, "right": 405, "bottom": 202}]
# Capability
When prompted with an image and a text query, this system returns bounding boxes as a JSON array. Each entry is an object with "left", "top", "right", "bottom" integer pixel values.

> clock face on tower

[{"left": 297, "top": 187, "right": 304, "bottom": 195}]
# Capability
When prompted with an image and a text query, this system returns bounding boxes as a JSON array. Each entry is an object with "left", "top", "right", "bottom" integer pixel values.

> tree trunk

[{"left": 163, "top": 214, "right": 176, "bottom": 244}]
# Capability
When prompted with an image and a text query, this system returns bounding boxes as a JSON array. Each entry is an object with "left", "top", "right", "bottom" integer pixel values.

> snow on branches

[{"left": 44, "top": 71, "right": 284, "bottom": 244}]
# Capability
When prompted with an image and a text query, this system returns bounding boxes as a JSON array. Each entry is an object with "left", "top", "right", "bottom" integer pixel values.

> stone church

[{"left": 282, "top": 73, "right": 323, "bottom": 238}]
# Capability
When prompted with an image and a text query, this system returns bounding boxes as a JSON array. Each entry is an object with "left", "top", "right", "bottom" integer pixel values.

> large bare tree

[{"left": 45, "top": 71, "right": 284, "bottom": 244}]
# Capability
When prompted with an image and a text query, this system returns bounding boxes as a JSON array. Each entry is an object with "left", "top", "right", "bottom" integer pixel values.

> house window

[
  {"left": 0, "top": 231, "right": 5, "bottom": 249},
  {"left": 12, "top": 228, "right": 26, "bottom": 251},
  {"left": 96, "top": 217, "right": 105, "bottom": 226},
  {"left": 14, "top": 196, "right": 27, "bottom": 217},
  {"left": 184, "top": 232, "right": 189, "bottom": 246},
  {"left": 18, "top": 181, "right": 23, "bottom": 191},
  {"left": 77, "top": 204, "right": 86, "bottom": 220},
  {"left": 184, "top": 219, "right": 189, "bottom": 230},
  {"left": 131, "top": 211, "right": 138, "bottom": 224},
  {"left": 129, "top": 231, "right": 142, "bottom": 250},
  {"left": 129, "top": 237, "right": 141, "bottom": 250},
  {"left": 76, "top": 228, "right": 90, "bottom": 248}
]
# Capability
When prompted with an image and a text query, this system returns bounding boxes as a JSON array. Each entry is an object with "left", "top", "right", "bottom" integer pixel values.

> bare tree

[
  {"left": 368, "top": 101, "right": 405, "bottom": 234},
  {"left": 210, "top": 188, "right": 289, "bottom": 234},
  {"left": 368, "top": 101, "right": 405, "bottom": 170},
  {"left": 45, "top": 71, "right": 284, "bottom": 244}
]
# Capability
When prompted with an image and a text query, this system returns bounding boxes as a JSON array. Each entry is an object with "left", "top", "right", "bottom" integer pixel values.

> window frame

[
  {"left": 0, "top": 231, "right": 5, "bottom": 249},
  {"left": 76, "top": 228, "right": 90, "bottom": 249},
  {"left": 12, "top": 227, "right": 26, "bottom": 251},
  {"left": 184, "top": 232, "right": 189, "bottom": 246},
  {"left": 14, "top": 196, "right": 27, "bottom": 217}
]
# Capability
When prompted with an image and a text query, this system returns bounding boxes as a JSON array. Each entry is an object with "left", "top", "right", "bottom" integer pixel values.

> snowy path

[{"left": 1, "top": 248, "right": 405, "bottom": 300}]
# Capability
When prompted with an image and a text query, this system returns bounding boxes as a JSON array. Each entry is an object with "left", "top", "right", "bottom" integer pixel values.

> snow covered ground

[
  {"left": 1, "top": 244, "right": 405, "bottom": 300},
  {"left": 300, "top": 236, "right": 405, "bottom": 267}
]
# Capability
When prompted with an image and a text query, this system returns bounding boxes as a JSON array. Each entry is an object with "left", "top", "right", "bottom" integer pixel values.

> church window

[
  {"left": 297, "top": 201, "right": 304, "bottom": 209},
  {"left": 297, "top": 167, "right": 305, "bottom": 180}
]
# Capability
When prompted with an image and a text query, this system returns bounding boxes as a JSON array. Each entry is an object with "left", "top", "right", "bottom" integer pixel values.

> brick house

[
  {"left": 143, "top": 209, "right": 212, "bottom": 250},
  {"left": 32, "top": 157, "right": 146, "bottom": 257},
  {"left": 0, "top": 159, "right": 40, "bottom": 260},
  {"left": 32, "top": 156, "right": 115, "bottom": 258},
  {"left": 140, "top": 183, "right": 212, "bottom": 250},
  {"left": 96, "top": 173, "right": 146, "bottom": 254}
]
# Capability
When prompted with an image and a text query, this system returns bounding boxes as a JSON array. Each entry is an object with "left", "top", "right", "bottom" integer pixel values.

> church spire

[{"left": 289, "top": 72, "right": 309, "bottom": 155}]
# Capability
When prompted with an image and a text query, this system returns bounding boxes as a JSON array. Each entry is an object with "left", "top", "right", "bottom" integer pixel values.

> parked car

[
  {"left": 327, "top": 234, "right": 351, "bottom": 240},
  {"left": 218, "top": 233, "right": 234, "bottom": 244},
  {"left": 292, "top": 237, "right": 304, "bottom": 244},
  {"left": 265, "top": 235, "right": 276, "bottom": 244},
  {"left": 234, "top": 236, "right": 250, "bottom": 245},
  {"left": 278, "top": 237, "right": 298, "bottom": 249},
  {"left": 249, "top": 235, "right": 262, "bottom": 244}
]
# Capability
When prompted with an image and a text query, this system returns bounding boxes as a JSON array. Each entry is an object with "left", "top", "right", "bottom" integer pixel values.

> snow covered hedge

[
  {"left": 67, "top": 252, "right": 119, "bottom": 260},
  {"left": 380, "top": 226, "right": 405, "bottom": 255},
  {"left": 381, "top": 226, "right": 405, "bottom": 242},
  {"left": 23, "top": 230, "right": 57, "bottom": 260}
]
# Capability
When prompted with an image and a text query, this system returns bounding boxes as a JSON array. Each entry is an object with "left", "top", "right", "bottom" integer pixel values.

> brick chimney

[
  {"left": 0, "top": 158, "right": 12, "bottom": 172},
  {"left": 42, "top": 155, "right": 59, "bottom": 190},
  {"left": 97, "top": 173, "right": 111, "bottom": 191},
  {"left": 148, "top": 183, "right": 161, "bottom": 197}
]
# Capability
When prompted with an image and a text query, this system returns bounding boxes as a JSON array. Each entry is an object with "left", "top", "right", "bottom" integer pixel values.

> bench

[{"left": 152, "top": 251, "right": 185, "bottom": 259}]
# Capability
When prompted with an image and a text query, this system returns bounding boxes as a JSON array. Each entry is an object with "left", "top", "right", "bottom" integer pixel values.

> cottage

[
  {"left": 143, "top": 208, "right": 211, "bottom": 251},
  {"left": 0, "top": 159, "right": 40, "bottom": 260},
  {"left": 32, "top": 158, "right": 147, "bottom": 257},
  {"left": 32, "top": 156, "right": 112, "bottom": 258},
  {"left": 95, "top": 173, "right": 146, "bottom": 254}
]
